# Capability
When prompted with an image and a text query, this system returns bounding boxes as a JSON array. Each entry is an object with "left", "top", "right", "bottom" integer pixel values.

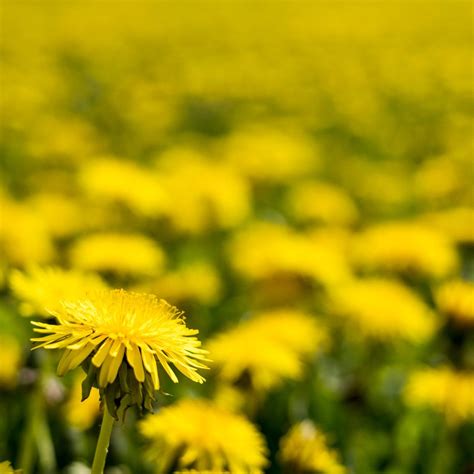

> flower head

[
  {"left": 0, "top": 335, "right": 22, "bottom": 389},
  {"left": 329, "top": 278, "right": 437, "bottom": 342},
  {"left": 31, "top": 289, "right": 208, "bottom": 416},
  {"left": 139, "top": 399, "right": 268, "bottom": 473},
  {"left": 352, "top": 222, "right": 458, "bottom": 279},
  {"left": 10, "top": 265, "right": 107, "bottom": 317},
  {"left": 404, "top": 366, "right": 474, "bottom": 425},
  {"left": 435, "top": 279, "right": 474, "bottom": 326},
  {"left": 279, "top": 421, "right": 346, "bottom": 474},
  {"left": 208, "top": 309, "right": 328, "bottom": 392},
  {"left": 69, "top": 233, "right": 165, "bottom": 277}
]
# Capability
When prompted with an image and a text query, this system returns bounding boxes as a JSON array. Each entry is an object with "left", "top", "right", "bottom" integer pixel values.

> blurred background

[{"left": 0, "top": 1, "right": 473, "bottom": 473}]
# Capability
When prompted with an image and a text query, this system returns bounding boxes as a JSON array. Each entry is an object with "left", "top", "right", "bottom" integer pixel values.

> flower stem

[{"left": 91, "top": 407, "right": 115, "bottom": 474}]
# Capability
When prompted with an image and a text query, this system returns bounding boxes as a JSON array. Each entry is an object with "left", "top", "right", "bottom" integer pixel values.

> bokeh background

[{"left": 0, "top": 1, "right": 473, "bottom": 473}]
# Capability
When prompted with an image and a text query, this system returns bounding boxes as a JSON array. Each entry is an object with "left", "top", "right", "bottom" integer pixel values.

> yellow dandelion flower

[
  {"left": 25, "top": 192, "right": 85, "bottom": 239},
  {"left": 31, "top": 289, "right": 208, "bottom": 415},
  {"left": 435, "top": 279, "right": 474, "bottom": 326},
  {"left": 138, "top": 261, "right": 221, "bottom": 306},
  {"left": 352, "top": 222, "right": 458, "bottom": 279},
  {"left": 222, "top": 126, "right": 319, "bottom": 183},
  {"left": 0, "top": 195, "right": 55, "bottom": 267},
  {"left": 64, "top": 374, "right": 101, "bottom": 430},
  {"left": 69, "top": 233, "right": 165, "bottom": 278},
  {"left": 329, "top": 278, "right": 437, "bottom": 342},
  {"left": 139, "top": 399, "right": 268, "bottom": 473},
  {"left": 404, "top": 366, "right": 474, "bottom": 425},
  {"left": 422, "top": 207, "right": 474, "bottom": 245},
  {"left": 0, "top": 335, "right": 22, "bottom": 389},
  {"left": 208, "top": 309, "right": 328, "bottom": 391},
  {"left": 155, "top": 148, "right": 251, "bottom": 234},
  {"left": 228, "top": 222, "right": 351, "bottom": 287},
  {"left": 279, "top": 421, "right": 346, "bottom": 474},
  {"left": 287, "top": 181, "right": 358, "bottom": 226},
  {"left": 0, "top": 461, "right": 19, "bottom": 474},
  {"left": 78, "top": 157, "right": 166, "bottom": 217},
  {"left": 10, "top": 265, "right": 107, "bottom": 317}
]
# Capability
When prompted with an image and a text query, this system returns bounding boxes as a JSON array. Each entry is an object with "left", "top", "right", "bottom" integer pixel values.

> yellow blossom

[
  {"left": 0, "top": 335, "right": 22, "bottom": 389},
  {"left": 228, "top": 222, "right": 352, "bottom": 287},
  {"left": 78, "top": 157, "right": 166, "bottom": 217},
  {"left": 64, "top": 375, "right": 101, "bottom": 430},
  {"left": 279, "top": 421, "right": 346, "bottom": 474},
  {"left": 435, "top": 279, "right": 474, "bottom": 326},
  {"left": 10, "top": 266, "right": 107, "bottom": 317},
  {"left": 208, "top": 309, "right": 328, "bottom": 391},
  {"left": 138, "top": 261, "right": 221, "bottom": 306},
  {"left": 139, "top": 399, "right": 268, "bottom": 473},
  {"left": 352, "top": 222, "right": 458, "bottom": 279},
  {"left": 154, "top": 148, "right": 251, "bottom": 234},
  {"left": 287, "top": 181, "right": 358, "bottom": 226},
  {"left": 31, "top": 289, "right": 208, "bottom": 415},
  {"left": 221, "top": 126, "right": 319, "bottom": 183},
  {"left": 69, "top": 233, "right": 165, "bottom": 277},
  {"left": 422, "top": 207, "right": 474, "bottom": 245},
  {"left": 329, "top": 278, "right": 437, "bottom": 342},
  {"left": 404, "top": 367, "right": 474, "bottom": 425}
]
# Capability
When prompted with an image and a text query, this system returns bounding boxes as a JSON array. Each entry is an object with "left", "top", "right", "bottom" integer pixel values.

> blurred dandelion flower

[
  {"left": 287, "top": 181, "right": 358, "bottom": 226},
  {"left": 208, "top": 309, "right": 328, "bottom": 391},
  {"left": 25, "top": 193, "right": 85, "bottom": 239},
  {"left": 31, "top": 289, "right": 208, "bottom": 415},
  {"left": 422, "top": 207, "right": 474, "bottom": 245},
  {"left": 78, "top": 157, "right": 166, "bottom": 217},
  {"left": 404, "top": 366, "right": 474, "bottom": 425},
  {"left": 0, "top": 194, "right": 55, "bottom": 266},
  {"left": 435, "top": 279, "right": 474, "bottom": 326},
  {"left": 0, "top": 461, "right": 19, "bottom": 474},
  {"left": 228, "top": 222, "right": 351, "bottom": 287},
  {"left": 222, "top": 126, "right": 319, "bottom": 183},
  {"left": 279, "top": 421, "right": 346, "bottom": 474},
  {"left": 10, "top": 266, "right": 107, "bottom": 317},
  {"left": 352, "top": 222, "right": 458, "bottom": 279},
  {"left": 64, "top": 374, "right": 101, "bottom": 430},
  {"left": 0, "top": 335, "right": 22, "bottom": 389},
  {"left": 138, "top": 261, "right": 221, "bottom": 305},
  {"left": 139, "top": 399, "right": 268, "bottom": 473},
  {"left": 329, "top": 278, "right": 437, "bottom": 342},
  {"left": 155, "top": 148, "right": 251, "bottom": 234},
  {"left": 69, "top": 233, "right": 165, "bottom": 278}
]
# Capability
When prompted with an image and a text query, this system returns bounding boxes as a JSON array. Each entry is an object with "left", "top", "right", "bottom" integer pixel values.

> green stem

[{"left": 91, "top": 407, "right": 115, "bottom": 474}]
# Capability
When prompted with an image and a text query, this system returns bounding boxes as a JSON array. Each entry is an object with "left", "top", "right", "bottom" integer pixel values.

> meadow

[{"left": 0, "top": 2, "right": 473, "bottom": 473}]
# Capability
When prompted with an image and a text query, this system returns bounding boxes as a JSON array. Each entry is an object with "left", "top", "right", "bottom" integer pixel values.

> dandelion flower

[
  {"left": 69, "top": 233, "right": 165, "bottom": 278},
  {"left": 222, "top": 126, "right": 319, "bottom": 183},
  {"left": 10, "top": 265, "right": 107, "bottom": 317},
  {"left": 31, "top": 289, "right": 208, "bottom": 415},
  {"left": 138, "top": 261, "right": 221, "bottom": 306},
  {"left": 78, "top": 157, "right": 166, "bottom": 217},
  {"left": 287, "top": 181, "right": 358, "bottom": 226},
  {"left": 422, "top": 207, "right": 474, "bottom": 245},
  {"left": 435, "top": 279, "right": 474, "bottom": 326},
  {"left": 154, "top": 148, "right": 251, "bottom": 234},
  {"left": 279, "top": 421, "right": 346, "bottom": 474},
  {"left": 228, "top": 222, "right": 351, "bottom": 287},
  {"left": 64, "top": 374, "right": 101, "bottom": 430},
  {"left": 0, "top": 461, "right": 19, "bottom": 474},
  {"left": 0, "top": 335, "right": 22, "bottom": 389},
  {"left": 139, "top": 399, "right": 268, "bottom": 473},
  {"left": 208, "top": 309, "right": 328, "bottom": 391},
  {"left": 404, "top": 366, "right": 474, "bottom": 425},
  {"left": 352, "top": 222, "right": 458, "bottom": 279},
  {"left": 329, "top": 278, "right": 437, "bottom": 342}
]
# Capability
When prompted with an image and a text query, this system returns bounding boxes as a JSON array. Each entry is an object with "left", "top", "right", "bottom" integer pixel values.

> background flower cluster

[{"left": 0, "top": 2, "right": 473, "bottom": 473}]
